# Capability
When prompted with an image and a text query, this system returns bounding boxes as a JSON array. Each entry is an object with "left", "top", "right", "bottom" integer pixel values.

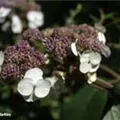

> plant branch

[
  {"left": 108, "top": 43, "right": 120, "bottom": 49},
  {"left": 100, "top": 64, "right": 120, "bottom": 79},
  {"left": 95, "top": 77, "right": 114, "bottom": 89}
]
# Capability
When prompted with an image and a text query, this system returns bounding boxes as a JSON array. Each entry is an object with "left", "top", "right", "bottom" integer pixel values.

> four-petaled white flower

[
  {"left": 0, "top": 7, "right": 11, "bottom": 23},
  {"left": 0, "top": 51, "right": 4, "bottom": 72},
  {"left": 27, "top": 11, "right": 44, "bottom": 28},
  {"left": 11, "top": 14, "right": 22, "bottom": 33},
  {"left": 79, "top": 51, "right": 102, "bottom": 74},
  {"left": 71, "top": 43, "right": 102, "bottom": 74},
  {"left": 17, "top": 68, "right": 57, "bottom": 102}
]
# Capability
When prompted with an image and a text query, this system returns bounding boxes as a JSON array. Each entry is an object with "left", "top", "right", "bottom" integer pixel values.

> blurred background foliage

[{"left": 1, "top": 1, "right": 120, "bottom": 120}]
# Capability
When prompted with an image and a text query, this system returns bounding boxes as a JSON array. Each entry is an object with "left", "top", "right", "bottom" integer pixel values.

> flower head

[
  {"left": 17, "top": 68, "right": 57, "bottom": 102},
  {"left": 44, "top": 27, "right": 73, "bottom": 61},
  {"left": 1, "top": 40, "right": 45, "bottom": 80}
]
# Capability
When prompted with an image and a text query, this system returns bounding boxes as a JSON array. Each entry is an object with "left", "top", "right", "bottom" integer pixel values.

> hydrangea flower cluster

[
  {"left": 0, "top": 24, "right": 111, "bottom": 102},
  {"left": 44, "top": 27, "right": 74, "bottom": 61},
  {"left": 0, "top": 0, "right": 44, "bottom": 33},
  {"left": 0, "top": 40, "right": 45, "bottom": 80}
]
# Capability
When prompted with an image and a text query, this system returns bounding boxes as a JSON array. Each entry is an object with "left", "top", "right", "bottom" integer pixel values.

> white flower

[
  {"left": 11, "top": 15, "right": 22, "bottom": 33},
  {"left": 0, "top": 7, "right": 11, "bottom": 23},
  {"left": 71, "top": 42, "right": 102, "bottom": 74},
  {"left": 27, "top": 11, "right": 44, "bottom": 28},
  {"left": 71, "top": 41, "right": 101, "bottom": 84},
  {"left": 79, "top": 51, "right": 101, "bottom": 74},
  {"left": 0, "top": 51, "right": 4, "bottom": 72},
  {"left": 97, "top": 32, "right": 106, "bottom": 44},
  {"left": 17, "top": 68, "right": 57, "bottom": 102}
]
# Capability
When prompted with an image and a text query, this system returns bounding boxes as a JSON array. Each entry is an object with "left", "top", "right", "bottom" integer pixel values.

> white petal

[
  {"left": 34, "top": 79, "right": 51, "bottom": 98},
  {"left": 98, "top": 32, "right": 106, "bottom": 44},
  {"left": 11, "top": 15, "right": 22, "bottom": 33},
  {"left": 89, "top": 64, "right": 100, "bottom": 72},
  {"left": 89, "top": 52, "right": 102, "bottom": 65},
  {"left": 27, "top": 11, "right": 44, "bottom": 21},
  {"left": 25, "top": 92, "right": 34, "bottom": 102},
  {"left": 87, "top": 73, "right": 97, "bottom": 82},
  {"left": 80, "top": 51, "right": 91, "bottom": 63},
  {"left": 71, "top": 42, "right": 78, "bottom": 56},
  {"left": 45, "top": 76, "right": 58, "bottom": 87},
  {"left": 101, "top": 46, "right": 111, "bottom": 58},
  {"left": 0, "top": 7, "right": 11, "bottom": 17},
  {"left": 27, "top": 11, "right": 44, "bottom": 28},
  {"left": 28, "top": 22, "right": 37, "bottom": 29},
  {"left": 24, "top": 68, "right": 43, "bottom": 85},
  {"left": 17, "top": 78, "right": 33, "bottom": 96},
  {"left": 0, "top": 51, "right": 4, "bottom": 66},
  {"left": 87, "top": 80, "right": 93, "bottom": 84},
  {"left": 79, "top": 62, "right": 91, "bottom": 74},
  {"left": 0, "top": 7, "right": 11, "bottom": 23}
]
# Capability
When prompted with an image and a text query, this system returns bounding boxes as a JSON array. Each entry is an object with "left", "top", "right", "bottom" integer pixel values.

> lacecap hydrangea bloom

[{"left": 0, "top": 24, "right": 111, "bottom": 102}]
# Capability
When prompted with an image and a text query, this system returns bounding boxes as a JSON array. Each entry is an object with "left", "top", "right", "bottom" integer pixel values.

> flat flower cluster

[
  {"left": 1, "top": 40, "right": 45, "bottom": 80},
  {"left": 0, "top": 0, "right": 44, "bottom": 34},
  {"left": 0, "top": 24, "right": 111, "bottom": 102}
]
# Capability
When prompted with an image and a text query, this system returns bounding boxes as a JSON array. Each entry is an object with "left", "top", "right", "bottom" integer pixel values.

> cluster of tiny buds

[
  {"left": 0, "top": 40, "right": 45, "bottom": 80},
  {"left": 43, "top": 24, "right": 110, "bottom": 62}
]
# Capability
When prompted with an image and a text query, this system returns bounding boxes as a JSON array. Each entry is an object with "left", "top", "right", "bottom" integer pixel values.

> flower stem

[
  {"left": 100, "top": 64, "right": 120, "bottom": 79},
  {"left": 95, "top": 77, "right": 114, "bottom": 89}
]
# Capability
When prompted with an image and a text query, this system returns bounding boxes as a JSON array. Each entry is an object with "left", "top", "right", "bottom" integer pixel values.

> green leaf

[
  {"left": 113, "top": 81, "right": 120, "bottom": 95},
  {"left": 102, "top": 105, "right": 120, "bottom": 120},
  {"left": 62, "top": 85, "right": 108, "bottom": 120}
]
